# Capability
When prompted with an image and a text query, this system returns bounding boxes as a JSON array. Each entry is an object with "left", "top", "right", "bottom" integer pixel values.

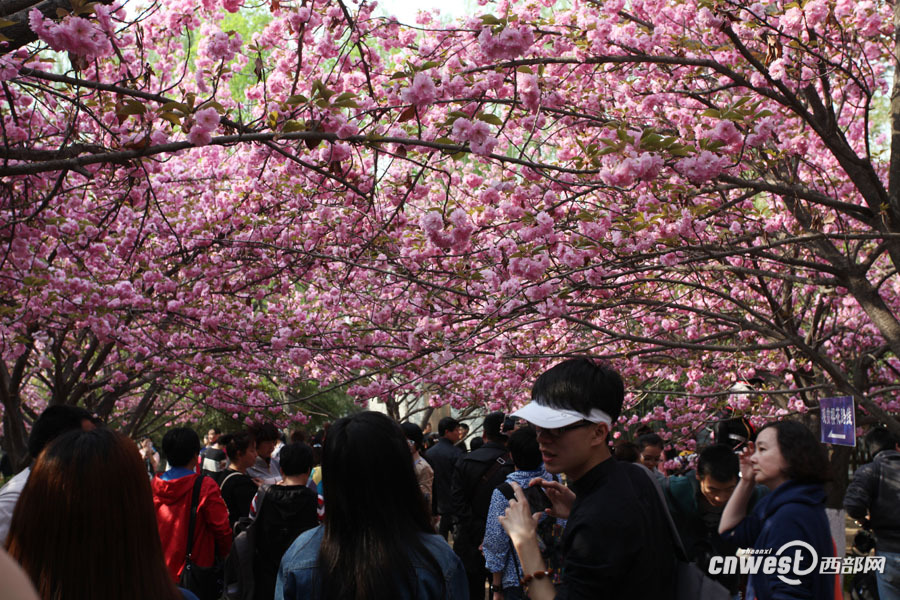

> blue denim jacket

[{"left": 276, "top": 525, "right": 468, "bottom": 600}]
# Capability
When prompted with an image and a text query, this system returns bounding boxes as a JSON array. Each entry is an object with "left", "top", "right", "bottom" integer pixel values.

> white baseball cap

[{"left": 511, "top": 402, "right": 612, "bottom": 428}]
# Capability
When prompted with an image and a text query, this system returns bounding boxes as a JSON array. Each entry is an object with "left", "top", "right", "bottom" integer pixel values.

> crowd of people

[{"left": 0, "top": 357, "right": 897, "bottom": 600}]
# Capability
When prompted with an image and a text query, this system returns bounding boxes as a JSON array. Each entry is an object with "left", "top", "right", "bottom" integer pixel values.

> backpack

[
  {"left": 497, "top": 480, "right": 565, "bottom": 584},
  {"left": 222, "top": 487, "right": 267, "bottom": 600}
]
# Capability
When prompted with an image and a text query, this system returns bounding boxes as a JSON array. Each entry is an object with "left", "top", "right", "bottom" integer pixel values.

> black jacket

[
  {"left": 212, "top": 468, "right": 258, "bottom": 527},
  {"left": 845, "top": 449, "right": 900, "bottom": 553},
  {"left": 450, "top": 441, "right": 512, "bottom": 536},
  {"left": 557, "top": 459, "right": 675, "bottom": 600},
  {"left": 253, "top": 484, "right": 319, "bottom": 600},
  {"left": 424, "top": 437, "right": 464, "bottom": 516}
]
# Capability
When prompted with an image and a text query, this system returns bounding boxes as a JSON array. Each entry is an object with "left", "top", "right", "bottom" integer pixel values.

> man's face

[
  {"left": 256, "top": 439, "right": 276, "bottom": 459},
  {"left": 639, "top": 444, "right": 663, "bottom": 471},
  {"left": 698, "top": 474, "right": 738, "bottom": 508},
  {"left": 445, "top": 427, "right": 461, "bottom": 443},
  {"left": 535, "top": 421, "right": 606, "bottom": 481}
]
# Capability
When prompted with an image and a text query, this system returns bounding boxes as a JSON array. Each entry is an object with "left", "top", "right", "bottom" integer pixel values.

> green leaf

[
  {"left": 390, "top": 71, "right": 408, "bottom": 80},
  {"left": 160, "top": 101, "right": 190, "bottom": 114},
  {"left": 476, "top": 113, "right": 503, "bottom": 127},
  {"left": 516, "top": 66, "right": 534, "bottom": 74},
  {"left": 419, "top": 61, "right": 440, "bottom": 70},
  {"left": 282, "top": 120, "right": 305, "bottom": 132},
  {"left": 119, "top": 101, "right": 146, "bottom": 116},
  {"left": 158, "top": 112, "right": 182, "bottom": 125},
  {"left": 700, "top": 109, "right": 721, "bottom": 118},
  {"left": 480, "top": 14, "right": 502, "bottom": 25},
  {"left": 285, "top": 94, "right": 308, "bottom": 105}
]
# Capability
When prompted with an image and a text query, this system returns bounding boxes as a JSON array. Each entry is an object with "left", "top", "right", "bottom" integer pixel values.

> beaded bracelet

[{"left": 520, "top": 568, "right": 553, "bottom": 587}]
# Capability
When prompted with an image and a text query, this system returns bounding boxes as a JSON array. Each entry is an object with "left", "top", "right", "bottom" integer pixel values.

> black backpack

[{"left": 496, "top": 479, "right": 565, "bottom": 584}]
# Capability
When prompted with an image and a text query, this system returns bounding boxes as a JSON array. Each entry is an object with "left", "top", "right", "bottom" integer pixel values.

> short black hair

[
  {"left": 531, "top": 358, "right": 625, "bottom": 422},
  {"left": 248, "top": 422, "right": 279, "bottom": 443},
  {"left": 614, "top": 440, "right": 639, "bottom": 462},
  {"left": 864, "top": 427, "right": 897, "bottom": 458},
  {"left": 760, "top": 421, "right": 830, "bottom": 484},
  {"left": 508, "top": 426, "right": 541, "bottom": 471},
  {"left": 161, "top": 427, "right": 201, "bottom": 468},
  {"left": 697, "top": 444, "right": 739, "bottom": 482},
  {"left": 401, "top": 422, "right": 424, "bottom": 451},
  {"left": 219, "top": 431, "right": 254, "bottom": 461},
  {"left": 637, "top": 433, "right": 664, "bottom": 452},
  {"left": 438, "top": 416, "right": 460, "bottom": 437},
  {"left": 28, "top": 405, "right": 95, "bottom": 459},
  {"left": 469, "top": 437, "right": 484, "bottom": 451},
  {"left": 483, "top": 412, "right": 507, "bottom": 443},
  {"left": 279, "top": 442, "right": 314, "bottom": 476}
]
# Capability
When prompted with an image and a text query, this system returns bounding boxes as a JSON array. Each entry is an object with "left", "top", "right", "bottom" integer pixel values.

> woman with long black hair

[{"left": 276, "top": 411, "right": 467, "bottom": 600}]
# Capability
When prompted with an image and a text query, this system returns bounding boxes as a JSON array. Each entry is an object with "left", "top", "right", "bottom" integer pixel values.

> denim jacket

[{"left": 276, "top": 525, "right": 468, "bottom": 600}]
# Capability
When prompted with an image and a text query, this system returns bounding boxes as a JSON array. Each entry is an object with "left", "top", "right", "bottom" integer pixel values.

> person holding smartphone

[
  {"left": 484, "top": 426, "right": 564, "bottom": 600},
  {"left": 498, "top": 358, "right": 676, "bottom": 600}
]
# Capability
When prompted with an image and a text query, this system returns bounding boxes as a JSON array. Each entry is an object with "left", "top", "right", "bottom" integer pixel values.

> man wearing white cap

[{"left": 498, "top": 358, "right": 676, "bottom": 600}]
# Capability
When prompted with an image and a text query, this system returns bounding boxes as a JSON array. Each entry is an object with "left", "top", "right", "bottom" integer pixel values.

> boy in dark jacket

[{"left": 249, "top": 442, "right": 319, "bottom": 600}]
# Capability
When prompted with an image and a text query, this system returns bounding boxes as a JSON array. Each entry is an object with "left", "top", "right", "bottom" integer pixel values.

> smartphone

[{"left": 524, "top": 484, "right": 553, "bottom": 514}]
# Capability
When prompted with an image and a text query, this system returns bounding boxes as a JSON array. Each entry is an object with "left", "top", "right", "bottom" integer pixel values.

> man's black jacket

[
  {"left": 450, "top": 440, "right": 512, "bottom": 531},
  {"left": 424, "top": 437, "right": 464, "bottom": 516},
  {"left": 845, "top": 449, "right": 900, "bottom": 553}
]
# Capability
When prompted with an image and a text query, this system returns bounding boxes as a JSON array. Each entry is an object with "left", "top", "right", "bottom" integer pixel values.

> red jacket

[{"left": 152, "top": 473, "right": 233, "bottom": 580}]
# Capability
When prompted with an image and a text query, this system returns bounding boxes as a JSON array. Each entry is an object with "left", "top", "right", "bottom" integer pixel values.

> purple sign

[{"left": 819, "top": 396, "right": 856, "bottom": 447}]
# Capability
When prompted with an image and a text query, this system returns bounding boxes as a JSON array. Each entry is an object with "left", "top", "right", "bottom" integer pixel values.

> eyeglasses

[{"left": 534, "top": 420, "right": 595, "bottom": 440}]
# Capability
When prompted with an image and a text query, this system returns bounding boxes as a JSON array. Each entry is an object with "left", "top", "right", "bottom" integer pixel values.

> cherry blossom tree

[{"left": 2, "top": 0, "right": 900, "bottom": 490}]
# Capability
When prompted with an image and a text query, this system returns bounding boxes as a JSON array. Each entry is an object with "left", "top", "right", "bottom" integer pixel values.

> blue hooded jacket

[{"left": 721, "top": 480, "right": 836, "bottom": 600}]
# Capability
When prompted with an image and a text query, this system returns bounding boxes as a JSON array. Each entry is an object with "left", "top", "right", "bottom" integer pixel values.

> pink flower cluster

[
  {"left": 418, "top": 208, "right": 473, "bottom": 250},
  {"left": 600, "top": 153, "right": 663, "bottom": 187},
  {"left": 29, "top": 9, "right": 112, "bottom": 59},
  {"left": 187, "top": 107, "right": 220, "bottom": 146},
  {"left": 203, "top": 29, "right": 242, "bottom": 62},
  {"left": 477, "top": 25, "right": 534, "bottom": 61},
  {"left": 675, "top": 151, "right": 728, "bottom": 183},
  {"left": 401, "top": 72, "right": 438, "bottom": 109},
  {"left": 450, "top": 118, "right": 498, "bottom": 156}
]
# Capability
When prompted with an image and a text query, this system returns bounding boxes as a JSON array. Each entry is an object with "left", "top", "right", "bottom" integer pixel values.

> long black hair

[{"left": 316, "top": 411, "right": 442, "bottom": 600}]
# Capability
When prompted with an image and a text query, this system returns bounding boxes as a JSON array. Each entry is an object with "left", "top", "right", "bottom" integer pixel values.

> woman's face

[{"left": 750, "top": 427, "right": 789, "bottom": 490}]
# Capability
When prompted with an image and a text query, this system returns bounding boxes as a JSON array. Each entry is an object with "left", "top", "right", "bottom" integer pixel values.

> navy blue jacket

[{"left": 721, "top": 480, "right": 835, "bottom": 600}]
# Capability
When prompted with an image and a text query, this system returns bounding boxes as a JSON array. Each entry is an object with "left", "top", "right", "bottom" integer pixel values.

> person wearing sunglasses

[{"left": 498, "top": 358, "right": 677, "bottom": 600}]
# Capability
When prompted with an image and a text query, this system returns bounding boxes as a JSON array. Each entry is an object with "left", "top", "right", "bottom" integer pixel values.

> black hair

[
  {"left": 316, "top": 411, "right": 442, "bottom": 600},
  {"left": 208, "top": 427, "right": 221, "bottom": 435},
  {"left": 248, "top": 422, "right": 279, "bottom": 443},
  {"left": 437, "top": 416, "right": 460, "bottom": 437},
  {"left": 28, "top": 405, "right": 95, "bottom": 459},
  {"left": 469, "top": 437, "right": 484, "bottom": 451},
  {"left": 161, "top": 428, "right": 201, "bottom": 468},
  {"left": 279, "top": 442, "right": 314, "bottom": 476},
  {"left": 508, "top": 426, "right": 541, "bottom": 471},
  {"left": 400, "top": 422, "right": 424, "bottom": 452},
  {"left": 759, "top": 421, "right": 830, "bottom": 484},
  {"left": 716, "top": 415, "right": 757, "bottom": 450},
  {"left": 696, "top": 444, "right": 739, "bottom": 482},
  {"left": 531, "top": 358, "right": 625, "bottom": 422},
  {"left": 482, "top": 412, "right": 507, "bottom": 443},
  {"left": 219, "top": 431, "right": 254, "bottom": 462},
  {"left": 864, "top": 427, "right": 897, "bottom": 458},
  {"left": 614, "top": 440, "right": 639, "bottom": 462},
  {"left": 637, "top": 432, "right": 664, "bottom": 452}
]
